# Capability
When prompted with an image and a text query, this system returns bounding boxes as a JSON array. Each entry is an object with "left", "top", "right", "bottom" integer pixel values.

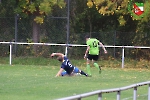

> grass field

[{"left": 0, "top": 60, "right": 150, "bottom": 100}]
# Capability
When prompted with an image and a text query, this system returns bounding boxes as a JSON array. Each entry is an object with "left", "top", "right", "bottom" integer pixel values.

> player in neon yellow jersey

[{"left": 84, "top": 35, "right": 107, "bottom": 76}]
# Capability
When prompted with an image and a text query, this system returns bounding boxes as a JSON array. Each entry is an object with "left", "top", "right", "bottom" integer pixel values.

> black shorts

[{"left": 87, "top": 54, "right": 99, "bottom": 61}]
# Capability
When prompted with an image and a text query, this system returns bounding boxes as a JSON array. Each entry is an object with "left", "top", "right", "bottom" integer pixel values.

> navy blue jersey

[{"left": 61, "top": 56, "right": 74, "bottom": 75}]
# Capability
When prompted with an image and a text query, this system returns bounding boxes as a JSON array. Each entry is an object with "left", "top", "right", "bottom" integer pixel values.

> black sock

[{"left": 80, "top": 70, "right": 88, "bottom": 76}]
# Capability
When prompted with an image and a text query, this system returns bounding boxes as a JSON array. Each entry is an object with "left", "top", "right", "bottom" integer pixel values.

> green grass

[
  {"left": 1, "top": 57, "right": 150, "bottom": 69},
  {"left": 0, "top": 63, "right": 150, "bottom": 100}
]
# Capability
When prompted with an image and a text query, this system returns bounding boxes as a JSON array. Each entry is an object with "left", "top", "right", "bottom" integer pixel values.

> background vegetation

[{"left": 0, "top": 0, "right": 150, "bottom": 60}]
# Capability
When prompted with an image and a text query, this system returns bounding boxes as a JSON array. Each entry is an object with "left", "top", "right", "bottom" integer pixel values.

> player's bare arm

[
  {"left": 99, "top": 41, "right": 107, "bottom": 54},
  {"left": 84, "top": 46, "right": 90, "bottom": 59},
  {"left": 55, "top": 68, "right": 64, "bottom": 77}
]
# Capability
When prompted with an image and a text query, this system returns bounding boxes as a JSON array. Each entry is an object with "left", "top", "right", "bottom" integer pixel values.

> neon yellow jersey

[{"left": 86, "top": 38, "right": 99, "bottom": 55}]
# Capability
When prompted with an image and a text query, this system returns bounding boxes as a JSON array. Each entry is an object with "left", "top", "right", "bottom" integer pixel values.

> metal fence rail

[{"left": 56, "top": 81, "right": 150, "bottom": 100}]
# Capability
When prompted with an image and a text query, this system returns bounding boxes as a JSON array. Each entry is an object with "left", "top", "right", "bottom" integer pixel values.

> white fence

[
  {"left": 55, "top": 81, "right": 150, "bottom": 100},
  {"left": 0, "top": 42, "right": 150, "bottom": 68}
]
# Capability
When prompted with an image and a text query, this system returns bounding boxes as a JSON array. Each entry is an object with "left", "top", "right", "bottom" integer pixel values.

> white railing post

[
  {"left": 121, "top": 47, "right": 125, "bottom": 68},
  {"left": 148, "top": 84, "right": 150, "bottom": 100},
  {"left": 65, "top": 46, "right": 68, "bottom": 56},
  {"left": 117, "top": 91, "right": 120, "bottom": 100},
  {"left": 133, "top": 87, "right": 137, "bottom": 100},
  {"left": 9, "top": 42, "right": 12, "bottom": 65},
  {"left": 98, "top": 93, "right": 102, "bottom": 100}
]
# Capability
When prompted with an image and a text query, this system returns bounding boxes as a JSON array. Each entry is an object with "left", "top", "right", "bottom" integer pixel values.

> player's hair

[
  {"left": 85, "top": 34, "right": 90, "bottom": 39},
  {"left": 57, "top": 56, "right": 63, "bottom": 62}
]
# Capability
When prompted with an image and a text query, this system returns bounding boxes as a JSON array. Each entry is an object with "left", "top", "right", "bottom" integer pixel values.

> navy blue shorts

[{"left": 87, "top": 54, "right": 99, "bottom": 61}]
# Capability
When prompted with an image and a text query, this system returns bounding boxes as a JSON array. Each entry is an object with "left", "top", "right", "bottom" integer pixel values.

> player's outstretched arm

[
  {"left": 51, "top": 53, "right": 64, "bottom": 57},
  {"left": 99, "top": 41, "right": 107, "bottom": 54}
]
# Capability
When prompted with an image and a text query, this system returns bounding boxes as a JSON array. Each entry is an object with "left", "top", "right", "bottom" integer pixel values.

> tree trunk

[{"left": 32, "top": 20, "right": 40, "bottom": 55}]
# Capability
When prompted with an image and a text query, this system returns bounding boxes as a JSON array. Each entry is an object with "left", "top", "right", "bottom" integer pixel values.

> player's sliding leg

[
  {"left": 61, "top": 71, "right": 68, "bottom": 76},
  {"left": 74, "top": 67, "right": 88, "bottom": 77},
  {"left": 80, "top": 70, "right": 88, "bottom": 77}
]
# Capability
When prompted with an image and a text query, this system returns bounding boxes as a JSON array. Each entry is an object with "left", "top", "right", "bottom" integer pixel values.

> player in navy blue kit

[{"left": 51, "top": 53, "right": 88, "bottom": 77}]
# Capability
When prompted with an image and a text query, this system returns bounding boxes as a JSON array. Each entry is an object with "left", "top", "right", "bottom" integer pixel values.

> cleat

[{"left": 86, "top": 74, "right": 92, "bottom": 77}]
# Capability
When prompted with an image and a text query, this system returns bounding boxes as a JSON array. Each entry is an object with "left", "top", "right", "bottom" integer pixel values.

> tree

[
  {"left": 14, "top": 0, "right": 66, "bottom": 53},
  {"left": 0, "top": 0, "right": 16, "bottom": 42},
  {"left": 87, "top": 0, "right": 129, "bottom": 26},
  {"left": 86, "top": 0, "right": 150, "bottom": 41},
  {"left": 87, "top": 0, "right": 150, "bottom": 26}
]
